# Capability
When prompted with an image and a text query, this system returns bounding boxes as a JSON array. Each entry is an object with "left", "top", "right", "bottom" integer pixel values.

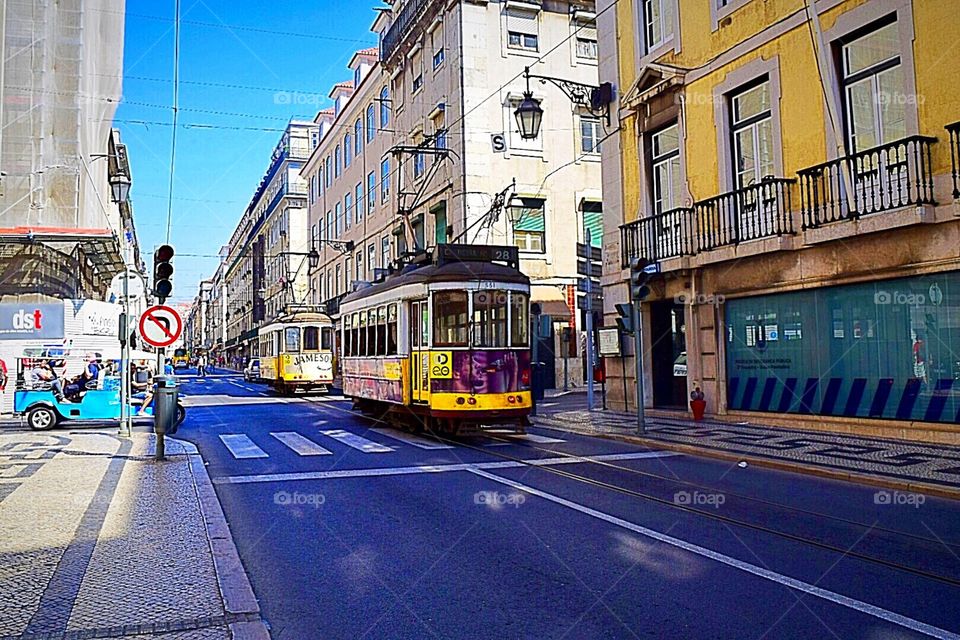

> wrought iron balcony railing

[
  {"left": 798, "top": 134, "right": 937, "bottom": 229},
  {"left": 947, "top": 122, "right": 960, "bottom": 200},
  {"left": 693, "top": 177, "right": 796, "bottom": 251},
  {"left": 380, "top": 0, "right": 432, "bottom": 63},
  {"left": 620, "top": 207, "right": 694, "bottom": 268}
]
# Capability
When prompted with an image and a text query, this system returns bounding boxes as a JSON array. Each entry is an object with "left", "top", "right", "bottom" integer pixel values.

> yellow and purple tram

[{"left": 339, "top": 244, "right": 532, "bottom": 434}]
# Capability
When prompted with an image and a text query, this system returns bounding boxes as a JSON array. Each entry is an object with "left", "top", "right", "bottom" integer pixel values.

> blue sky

[{"left": 118, "top": 0, "right": 380, "bottom": 303}]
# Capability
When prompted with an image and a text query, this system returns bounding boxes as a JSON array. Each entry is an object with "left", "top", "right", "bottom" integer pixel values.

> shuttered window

[
  {"left": 507, "top": 10, "right": 539, "bottom": 51},
  {"left": 510, "top": 197, "right": 545, "bottom": 253},
  {"left": 582, "top": 201, "right": 603, "bottom": 247}
]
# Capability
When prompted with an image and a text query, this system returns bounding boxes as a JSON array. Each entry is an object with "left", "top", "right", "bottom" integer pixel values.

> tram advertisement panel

[
  {"left": 431, "top": 350, "right": 531, "bottom": 394},
  {"left": 282, "top": 352, "right": 334, "bottom": 381},
  {"left": 343, "top": 357, "right": 403, "bottom": 404}
]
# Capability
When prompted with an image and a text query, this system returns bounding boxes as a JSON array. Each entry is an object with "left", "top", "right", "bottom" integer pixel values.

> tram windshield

[
  {"left": 304, "top": 326, "right": 319, "bottom": 351},
  {"left": 284, "top": 327, "right": 301, "bottom": 353},
  {"left": 432, "top": 289, "right": 528, "bottom": 348},
  {"left": 472, "top": 290, "right": 508, "bottom": 348}
]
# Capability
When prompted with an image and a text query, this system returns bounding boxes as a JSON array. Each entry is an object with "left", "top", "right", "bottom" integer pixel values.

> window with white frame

[
  {"left": 355, "top": 120, "right": 363, "bottom": 156},
  {"left": 325, "top": 157, "right": 332, "bottom": 187},
  {"left": 381, "top": 236, "right": 391, "bottom": 268},
  {"left": 344, "top": 193, "right": 353, "bottom": 229},
  {"left": 580, "top": 116, "right": 601, "bottom": 155},
  {"left": 575, "top": 19, "right": 598, "bottom": 60},
  {"left": 344, "top": 133, "right": 352, "bottom": 167},
  {"left": 335, "top": 202, "right": 343, "bottom": 237},
  {"left": 641, "top": 0, "right": 674, "bottom": 53},
  {"left": 506, "top": 9, "right": 539, "bottom": 52},
  {"left": 380, "top": 158, "right": 390, "bottom": 202},
  {"left": 355, "top": 250, "right": 363, "bottom": 282},
  {"left": 368, "top": 244, "right": 376, "bottom": 276},
  {"left": 334, "top": 147, "right": 341, "bottom": 177},
  {"left": 379, "top": 87, "right": 390, "bottom": 127},
  {"left": 841, "top": 20, "right": 906, "bottom": 153},
  {"left": 509, "top": 197, "right": 546, "bottom": 253},
  {"left": 650, "top": 123, "right": 682, "bottom": 214},
  {"left": 367, "top": 171, "right": 376, "bottom": 213},
  {"left": 355, "top": 182, "right": 364, "bottom": 223},
  {"left": 414, "top": 148, "right": 425, "bottom": 179},
  {"left": 325, "top": 210, "right": 333, "bottom": 239},
  {"left": 411, "top": 50, "right": 423, "bottom": 94},
  {"left": 730, "top": 79, "right": 774, "bottom": 189},
  {"left": 366, "top": 104, "right": 376, "bottom": 142}
]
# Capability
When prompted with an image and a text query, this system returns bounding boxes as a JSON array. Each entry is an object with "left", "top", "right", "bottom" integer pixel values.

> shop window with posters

[{"left": 725, "top": 272, "right": 960, "bottom": 424}]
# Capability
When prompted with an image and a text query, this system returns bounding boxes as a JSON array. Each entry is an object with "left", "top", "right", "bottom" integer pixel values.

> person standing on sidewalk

[{"left": 197, "top": 353, "right": 207, "bottom": 377}]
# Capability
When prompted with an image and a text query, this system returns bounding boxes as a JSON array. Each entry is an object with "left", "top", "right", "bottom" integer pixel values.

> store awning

[
  {"left": 531, "top": 285, "right": 572, "bottom": 318},
  {"left": 0, "top": 226, "right": 124, "bottom": 280}
]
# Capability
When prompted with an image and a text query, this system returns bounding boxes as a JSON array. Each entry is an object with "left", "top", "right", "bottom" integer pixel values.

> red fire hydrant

[{"left": 690, "top": 386, "right": 706, "bottom": 422}]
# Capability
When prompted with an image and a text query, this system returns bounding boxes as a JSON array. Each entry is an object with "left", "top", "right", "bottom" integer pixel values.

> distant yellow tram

[{"left": 257, "top": 312, "right": 336, "bottom": 394}]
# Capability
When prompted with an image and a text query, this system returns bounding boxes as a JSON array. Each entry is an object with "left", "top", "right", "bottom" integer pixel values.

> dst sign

[{"left": 0, "top": 303, "right": 65, "bottom": 340}]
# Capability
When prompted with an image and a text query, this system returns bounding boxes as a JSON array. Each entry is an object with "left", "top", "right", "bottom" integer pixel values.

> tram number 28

[{"left": 430, "top": 352, "right": 452, "bottom": 379}]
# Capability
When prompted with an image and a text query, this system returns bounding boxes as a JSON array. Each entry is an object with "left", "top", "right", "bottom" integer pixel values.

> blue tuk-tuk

[{"left": 13, "top": 352, "right": 186, "bottom": 431}]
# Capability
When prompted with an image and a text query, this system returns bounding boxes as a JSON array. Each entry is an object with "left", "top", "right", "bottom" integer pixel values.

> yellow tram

[
  {"left": 339, "top": 244, "right": 532, "bottom": 434},
  {"left": 257, "top": 312, "right": 336, "bottom": 394}
]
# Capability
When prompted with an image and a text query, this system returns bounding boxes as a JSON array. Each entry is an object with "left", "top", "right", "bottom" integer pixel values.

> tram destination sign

[{"left": 436, "top": 244, "right": 518, "bottom": 268}]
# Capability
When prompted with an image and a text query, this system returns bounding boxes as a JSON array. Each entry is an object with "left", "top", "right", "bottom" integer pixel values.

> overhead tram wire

[
  {"left": 165, "top": 0, "right": 181, "bottom": 245},
  {"left": 306, "top": 400, "right": 960, "bottom": 589}
]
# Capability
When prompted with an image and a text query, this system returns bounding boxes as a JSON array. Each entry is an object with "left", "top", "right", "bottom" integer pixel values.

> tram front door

[{"left": 411, "top": 300, "right": 430, "bottom": 404}]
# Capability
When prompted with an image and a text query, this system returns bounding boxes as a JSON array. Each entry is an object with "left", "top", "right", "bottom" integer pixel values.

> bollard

[{"left": 153, "top": 375, "right": 180, "bottom": 460}]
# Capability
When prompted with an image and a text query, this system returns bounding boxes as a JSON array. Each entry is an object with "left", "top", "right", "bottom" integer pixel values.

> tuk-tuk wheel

[{"left": 27, "top": 406, "right": 58, "bottom": 431}]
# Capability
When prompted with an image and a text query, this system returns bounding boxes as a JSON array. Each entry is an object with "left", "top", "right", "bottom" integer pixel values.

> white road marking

[
  {"left": 214, "top": 451, "right": 679, "bottom": 485},
  {"left": 512, "top": 433, "right": 566, "bottom": 444},
  {"left": 219, "top": 434, "right": 269, "bottom": 459},
  {"left": 271, "top": 432, "right": 332, "bottom": 456},
  {"left": 370, "top": 428, "right": 454, "bottom": 450},
  {"left": 319, "top": 429, "right": 394, "bottom": 453},
  {"left": 469, "top": 468, "right": 959, "bottom": 640}
]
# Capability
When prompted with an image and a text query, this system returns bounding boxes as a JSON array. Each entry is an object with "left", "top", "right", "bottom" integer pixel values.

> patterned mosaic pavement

[{"left": 535, "top": 411, "right": 960, "bottom": 490}]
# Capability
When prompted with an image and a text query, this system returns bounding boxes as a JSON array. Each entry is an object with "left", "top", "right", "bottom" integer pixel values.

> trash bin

[{"left": 153, "top": 375, "right": 180, "bottom": 436}]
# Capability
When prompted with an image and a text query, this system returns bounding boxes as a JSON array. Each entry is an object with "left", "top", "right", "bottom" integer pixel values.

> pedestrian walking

[{"left": 197, "top": 353, "right": 207, "bottom": 377}]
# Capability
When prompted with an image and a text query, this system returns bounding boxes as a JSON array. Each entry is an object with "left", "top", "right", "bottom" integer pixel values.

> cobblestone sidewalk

[
  {"left": 0, "top": 430, "right": 268, "bottom": 639},
  {"left": 535, "top": 410, "right": 960, "bottom": 496}
]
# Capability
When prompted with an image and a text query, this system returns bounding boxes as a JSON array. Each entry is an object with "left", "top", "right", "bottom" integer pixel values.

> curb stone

[
  {"left": 173, "top": 438, "right": 271, "bottom": 640},
  {"left": 533, "top": 417, "right": 960, "bottom": 501}
]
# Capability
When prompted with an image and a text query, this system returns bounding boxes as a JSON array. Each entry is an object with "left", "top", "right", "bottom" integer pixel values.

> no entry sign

[{"left": 139, "top": 305, "right": 183, "bottom": 348}]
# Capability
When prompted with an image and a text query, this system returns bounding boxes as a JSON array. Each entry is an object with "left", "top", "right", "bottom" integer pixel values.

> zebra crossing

[{"left": 215, "top": 428, "right": 566, "bottom": 460}]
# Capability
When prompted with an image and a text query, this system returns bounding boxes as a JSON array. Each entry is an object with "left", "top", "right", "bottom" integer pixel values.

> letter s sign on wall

[
  {"left": 0, "top": 303, "right": 65, "bottom": 340},
  {"left": 490, "top": 133, "right": 507, "bottom": 153}
]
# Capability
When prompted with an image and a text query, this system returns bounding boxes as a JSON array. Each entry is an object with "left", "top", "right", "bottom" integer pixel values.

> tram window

[
  {"left": 510, "top": 292, "right": 529, "bottom": 347},
  {"left": 387, "top": 304, "right": 398, "bottom": 355},
  {"left": 304, "top": 326, "right": 320, "bottom": 351},
  {"left": 472, "top": 290, "right": 508, "bottom": 348},
  {"left": 377, "top": 306, "right": 388, "bottom": 356},
  {"left": 352, "top": 314, "right": 361, "bottom": 357},
  {"left": 321, "top": 327, "right": 333, "bottom": 350},
  {"left": 285, "top": 327, "right": 301, "bottom": 353},
  {"left": 433, "top": 291, "right": 468, "bottom": 347},
  {"left": 367, "top": 310, "right": 376, "bottom": 356}
]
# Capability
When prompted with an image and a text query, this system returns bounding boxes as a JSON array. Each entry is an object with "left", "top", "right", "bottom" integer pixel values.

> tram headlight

[
  {"left": 456, "top": 397, "right": 465, "bottom": 405},
  {"left": 507, "top": 395, "right": 516, "bottom": 404},
  {"left": 467, "top": 397, "right": 477, "bottom": 405}
]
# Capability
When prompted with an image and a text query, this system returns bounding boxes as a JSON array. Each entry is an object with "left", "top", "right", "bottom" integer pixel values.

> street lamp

[
  {"left": 109, "top": 172, "right": 131, "bottom": 204},
  {"left": 513, "top": 66, "right": 613, "bottom": 141},
  {"left": 514, "top": 93, "right": 543, "bottom": 142},
  {"left": 308, "top": 246, "right": 320, "bottom": 270}
]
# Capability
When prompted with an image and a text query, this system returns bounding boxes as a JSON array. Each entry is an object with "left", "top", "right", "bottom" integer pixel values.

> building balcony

[
  {"left": 619, "top": 178, "right": 795, "bottom": 268},
  {"left": 694, "top": 177, "right": 796, "bottom": 252},
  {"left": 798, "top": 134, "right": 937, "bottom": 229},
  {"left": 380, "top": 0, "right": 432, "bottom": 63},
  {"left": 947, "top": 122, "right": 960, "bottom": 200},
  {"left": 620, "top": 207, "right": 694, "bottom": 268}
]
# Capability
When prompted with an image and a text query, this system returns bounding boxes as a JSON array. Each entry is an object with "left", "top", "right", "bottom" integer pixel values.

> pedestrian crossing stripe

[
  {"left": 271, "top": 432, "right": 332, "bottom": 456},
  {"left": 319, "top": 429, "right": 394, "bottom": 453},
  {"left": 217, "top": 430, "right": 567, "bottom": 459},
  {"left": 369, "top": 428, "right": 454, "bottom": 450},
  {"left": 219, "top": 434, "right": 268, "bottom": 459}
]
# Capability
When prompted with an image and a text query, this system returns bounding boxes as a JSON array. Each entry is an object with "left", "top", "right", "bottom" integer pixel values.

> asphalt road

[{"left": 172, "top": 369, "right": 960, "bottom": 640}]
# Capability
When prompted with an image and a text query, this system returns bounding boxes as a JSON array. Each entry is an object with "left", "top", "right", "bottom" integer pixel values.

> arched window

[
  {"left": 379, "top": 87, "right": 390, "bottom": 127},
  {"left": 344, "top": 133, "right": 352, "bottom": 167},
  {"left": 354, "top": 119, "right": 363, "bottom": 156},
  {"left": 366, "top": 104, "right": 376, "bottom": 142}
]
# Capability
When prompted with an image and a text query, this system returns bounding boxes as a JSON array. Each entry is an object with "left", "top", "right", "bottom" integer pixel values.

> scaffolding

[{"left": 0, "top": 0, "right": 126, "bottom": 302}]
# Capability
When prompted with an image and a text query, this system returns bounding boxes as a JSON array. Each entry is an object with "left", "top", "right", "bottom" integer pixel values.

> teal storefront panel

[{"left": 725, "top": 272, "right": 960, "bottom": 424}]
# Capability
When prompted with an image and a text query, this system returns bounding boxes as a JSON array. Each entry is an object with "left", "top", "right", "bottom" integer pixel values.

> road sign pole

[
  {"left": 584, "top": 230, "right": 594, "bottom": 411},
  {"left": 119, "top": 253, "right": 131, "bottom": 438},
  {"left": 633, "top": 299, "right": 645, "bottom": 434}
]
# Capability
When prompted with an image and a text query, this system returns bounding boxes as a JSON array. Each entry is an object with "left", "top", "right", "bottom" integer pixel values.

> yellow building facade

[{"left": 599, "top": 0, "right": 960, "bottom": 442}]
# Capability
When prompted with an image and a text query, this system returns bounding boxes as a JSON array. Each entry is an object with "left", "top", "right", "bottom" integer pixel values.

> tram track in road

[{"left": 309, "top": 399, "right": 960, "bottom": 590}]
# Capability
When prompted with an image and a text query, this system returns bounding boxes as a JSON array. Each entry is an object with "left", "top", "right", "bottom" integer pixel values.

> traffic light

[
  {"left": 615, "top": 303, "right": 634, "bottom": 335},
  {"left": 153, "top": 244, "right": 174, "bottom": 304},
  {"left": 629, "top": 257, "right": 653, "bottom": 302}
]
